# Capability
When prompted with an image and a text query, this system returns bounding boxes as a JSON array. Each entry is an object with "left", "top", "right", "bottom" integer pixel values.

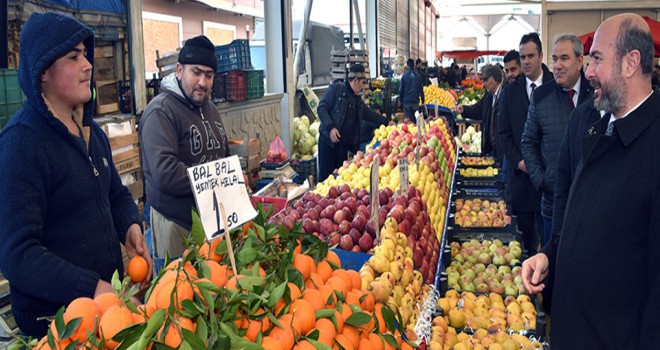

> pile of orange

[{"left": 254, "top": 251, "right": 412, "bottom": 350}]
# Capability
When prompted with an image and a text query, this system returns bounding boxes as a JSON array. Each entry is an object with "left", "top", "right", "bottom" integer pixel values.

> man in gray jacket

[
  {"left": 521, "top": 34, "right": 592, "bottom": 246},
  {"left": 140, "top": 35, "right": 229, "bottom": 259}
]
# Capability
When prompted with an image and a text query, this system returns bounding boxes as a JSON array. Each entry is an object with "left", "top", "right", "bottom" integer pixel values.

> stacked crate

[
  {"left": 229, "top": 137, "right": 262, "bottom": 189},
  {"left": 0, "top": 69, "right": 24, "bottom": 131},
  {"left": 99, "top": 115, "right": 144, "bottom": 214},
  {"left": 330, "top": 48, "right": 370, "bottom": 81}
]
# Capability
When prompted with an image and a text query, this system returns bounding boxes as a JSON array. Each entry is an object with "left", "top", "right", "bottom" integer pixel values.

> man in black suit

[
  {"left": 521, "top": 34, "right": 593, "bottom": 247},
  {"left": 455, "top": 65, "right": 504, "bottom": 160},
  {"left": 497, "top": 32, "right": 553, "bottom": 254},
  {"left": 523, "top": 14, "right": 660, "bottom": 348}
]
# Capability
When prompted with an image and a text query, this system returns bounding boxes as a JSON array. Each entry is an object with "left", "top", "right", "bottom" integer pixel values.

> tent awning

[
  {"left": 580, "top": 16, "right": 660, "bottom": 57},
  {"left": 437, "top": 50, "right": 508, "bottom": 60},
  {"left": 192, "top": 0, "right": 263, "bottom": 18}
]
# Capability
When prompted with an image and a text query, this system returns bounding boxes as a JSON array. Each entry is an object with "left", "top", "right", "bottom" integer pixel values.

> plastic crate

[
  {"left": 290, "top": 157, "right": 317, "bottom": 184},
  {"left": 332, "top": 248, "right": 371, "bottom": 271},
  {"left": 215, "top": 40, "right": 252, "bottom": 73},
  {"left": 246, "top": 70, "right": 264, "bottom": 99},
  {"left": 224, "top": 70, "right": 246, "bottom": 102},
  {"left": 211, "top": 74, "right": 226, "bottom": 103},
  {"left": 0, "top": 69, "right": 23, "bottom": 131}
]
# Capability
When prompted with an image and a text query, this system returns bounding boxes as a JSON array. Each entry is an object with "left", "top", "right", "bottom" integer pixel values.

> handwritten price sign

[{"left": 187, "top": 155, "right": 257, "bottom": 240}]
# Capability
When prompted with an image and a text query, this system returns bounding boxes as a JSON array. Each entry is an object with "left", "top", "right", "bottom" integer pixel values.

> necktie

[
  {"left": 567, "top": 89, "right": 576, "bottom": 109},
  {"left": 530, "top": 83, "right": 536, "bottom": 99},
  {"left": 606, "top": 120, "right": 615, "bottom": 136}
]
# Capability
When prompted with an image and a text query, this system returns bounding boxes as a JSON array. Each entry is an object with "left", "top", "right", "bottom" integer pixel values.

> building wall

[{"left": 141, "top": 0, "right": 259, "bottom": 74}]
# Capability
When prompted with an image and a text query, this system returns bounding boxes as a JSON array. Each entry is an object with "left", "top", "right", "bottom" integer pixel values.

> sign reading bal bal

[{"left": 187, "top": 155, "right": 257, "bottom": 240}]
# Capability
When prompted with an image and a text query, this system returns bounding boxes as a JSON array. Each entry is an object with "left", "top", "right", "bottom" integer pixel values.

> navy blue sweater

[{"left": 0, "top": 13, "right": 141, "bottom": 337}]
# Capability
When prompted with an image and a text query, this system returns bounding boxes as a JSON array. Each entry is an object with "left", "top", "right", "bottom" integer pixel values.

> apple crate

[
  {"left": 452, "top": 186, "right": 505, "bottom": 198},
  {"left": 457, "top": 155, "right": 499, "bottom": 169},
  {"left": 442, "top": 231, "right": 525, "bottom": 270},
  {"left": 455, "top": 173, "right": 504, "bottom": 189},
  {"left": 250, "top": 195, "right": 287, "bottom": 215}
]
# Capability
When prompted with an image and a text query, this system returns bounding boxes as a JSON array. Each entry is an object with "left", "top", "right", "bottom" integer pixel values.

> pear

[
  {"left": 369, "top": 280, "right": 390, "bottom": 303},
  {"left": 448, "top": 309, "right": 466, "bottom": 328},
  {"left": 369, "top": 254, "right": 390, "bottom": 274}
]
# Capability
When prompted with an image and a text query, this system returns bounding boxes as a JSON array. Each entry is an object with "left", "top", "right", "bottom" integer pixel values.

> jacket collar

[{"left": 614, "top": 90, "right": 659, "bottom": 147}]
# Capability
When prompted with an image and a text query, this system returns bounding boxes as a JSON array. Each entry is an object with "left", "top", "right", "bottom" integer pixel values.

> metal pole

[
  {"left": 1, "top": 0, "right": 8, "bottom": 68},
  {"left": 293, "top": 0, "right": 313, "bottom": 88},
  {"left": 352, "top": 0, "right": 365, "bottom": 49},
  {"left": 349, "top": 0, "right": 353, "bottom": 49}
]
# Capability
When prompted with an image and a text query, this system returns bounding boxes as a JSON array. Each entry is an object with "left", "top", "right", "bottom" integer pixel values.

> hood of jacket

[
  {"left": 160, "top": 72, "right": 208, "bottom": 110},
  {"left": 18, "top": 12, "right": 95, "bottom": 125}
]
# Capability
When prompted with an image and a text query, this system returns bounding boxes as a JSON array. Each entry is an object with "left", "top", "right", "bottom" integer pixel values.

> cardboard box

[{"left": 229, "top": 138, "right": 261, "bottom": 158}]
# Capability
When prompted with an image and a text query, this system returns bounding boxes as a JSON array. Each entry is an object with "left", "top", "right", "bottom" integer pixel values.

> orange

[
  {"left": 358, "top": 311, "right": 375, "bottom": 333},
  {"left": 368, "top": 333, "right": 385, "bottom": 350},
  {"left": 165, "top": 259, "right": 197, "bottom": 278},
  {"left": 46, "top": 321, "right": 72, "bottom": 349},
  {"left": 98, "top": 305, "right": 134, "bottom": 349},
  {"left": 63, "top": 297, "right": 101, "bottom": 343},
  {"left": 345, "top": 290, "right": 361, "bottom": 306},
  {"left": 346, "top": 270, "right": 362, "bottom": 291},
  {"left": 301, "top": 289, "right": 324, "bottom": 311},
  {"left": 93, "top": 293, "right": 121, "bottom": 315},
  {"left": 202, "top": 260, "right": 228, "bottom": 288},
  {"left": 226, "top": 274, "right": 245, "bottom": 291},
  {"left": 156, "top": 279, "right": 194, "bottom": 310},
  {"left": 158, "top": 317, "right": 195, "bottom": 349},
  {"left": 269, "top": 314, "right": 299, "bottom": 350},
  {"left": 359, "top": 292, "right": 375, "bottom": 312},
  {"left": 337, "top": 303, "right": 353, "bottom": 325},
  {"left": 400, "top": 342, "right": 414, "bottom": 350},
  {"left": 288, "top": 282, "right": 302, "bottom": 300},
  {"left": 326, "top": 276, "right": 348, "bottom": 296},
  {"left": 358, "top": 338, "right": 373, "bottom": 350},
  {"left": 293, "top": 340, "right": 316, "bottom": 350},
  {"left": 293, "top": 254, "right": 313, "bottom": 280},
  {"left": 127, "top": 256, "right": 148, "bottom": 283},
  {"left": 318, "top": 285, "right": 338, "bottom": 309},
  {"left": 311, "top": 318, "right": 337, "bottom": 345},
  {"left": 304, "top": 273, "right": 324, "bottom": 290},
  {"left": 334, "top": 334, "right": 356, "bottom": 350},
  {"left": 342, "top": 325, "right": 361, "bottom": 348},
  {"left": 293, "top": 239, "right": 302, "bottom": 255},
  {"left": 241, "top": 308, "right": 270, "bottom": 342},
  {"left": 333, "top": 310, "right": 345, "bottom": 333},
  {"left": 199, "top": 237, "right": 224, "bottom": 262},
  {"left": 316, "top": 260, "right": 333, "bottom": 282},
  {"left": 242, "top": 221, "right": 255, "bottom": 238},
  {"left": 289, "top": 299, "right": 316, "bottom": 334},
  {"left": 261, "top": 336, "right": 283, "bottom": 350},
  {"left": 373, "top": 304, "right": 387, "bottom": 333},
  {"left": 326, "top": 250, "right": 341, "bottom": 268},
  {"left": 331, "top": 269, "right": 353, "bottom": 291}
]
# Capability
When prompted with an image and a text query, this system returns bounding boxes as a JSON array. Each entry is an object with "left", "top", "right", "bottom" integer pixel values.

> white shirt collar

[
  {"left": 526, "top": 73, "right": 543, "bottom": 98},
  {"left": 613, "top": 90, "right": 654, "bottom": 120}
]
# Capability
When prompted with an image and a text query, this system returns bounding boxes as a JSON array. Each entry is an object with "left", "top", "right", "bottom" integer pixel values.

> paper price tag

[
  {"left": 187, "top": 155, "right": 258, "bottom": 240},
  {"left": 369, "top": 155, "right": 380, "bottom": 238},
  {"left": 398, "top": 158, "right": 409, "bottom": 196}
]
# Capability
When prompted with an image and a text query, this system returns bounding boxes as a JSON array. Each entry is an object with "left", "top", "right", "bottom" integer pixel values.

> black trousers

[
  {"left": 318, "top": 140, "right": 349, "bottom": 183},
  {"left": 515, "top": 210, "right": 542, "bottom": 255}
]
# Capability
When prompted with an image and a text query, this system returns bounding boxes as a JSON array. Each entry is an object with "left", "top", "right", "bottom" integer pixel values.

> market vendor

[
  {"left": 140, "top": 35, "right": 230, "bottom": 260},
  {"left": 399, "top": 59, "right": 426, "bottom": 122},
  {"left": 0, "top": 12, "right": 151, "bottom": 337},
  {"left": 317, "top": 64, "right": 390, "bottom": 182}
]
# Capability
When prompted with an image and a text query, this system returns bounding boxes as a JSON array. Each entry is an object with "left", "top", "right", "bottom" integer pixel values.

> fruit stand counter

[{"left": 216, "top": 92, "right": 284, "bottom": 157}]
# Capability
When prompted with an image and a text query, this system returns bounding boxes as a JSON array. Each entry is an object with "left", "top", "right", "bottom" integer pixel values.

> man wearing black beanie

[{"left": 140, "top": 35, "right": 229, "bottom": 260}]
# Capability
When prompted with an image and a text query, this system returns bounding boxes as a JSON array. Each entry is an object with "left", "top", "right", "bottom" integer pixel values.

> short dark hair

[
  {"left": 407, "top": 59, "right": 415, "bottom": 68},
  {"left": 416, "top": 58, "right": 422, "bottom": 65},
  {"left": 615, "top": 18, "right": 654, "bottom": 78},
  {"left": 482, "top": 65, "right": 503, "bottom": 83},
  {"left": 348, "top": 63, "right": 366, "bottom": 81},
  {"left": 520, "top": 32, "right": 542, "bottom": 54},
  {"left": 503, "top": 50, "right": 520, "bottom": 65}
]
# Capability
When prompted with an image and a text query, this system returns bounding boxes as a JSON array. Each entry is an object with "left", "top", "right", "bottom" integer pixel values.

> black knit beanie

[{"left": 178, "top": 35, "right": 218, "bottom": 72}]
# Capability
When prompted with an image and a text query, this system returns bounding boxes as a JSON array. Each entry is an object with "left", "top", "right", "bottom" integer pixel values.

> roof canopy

[{"left": 580, "top": 16, "right": 660, "bottom": 57}]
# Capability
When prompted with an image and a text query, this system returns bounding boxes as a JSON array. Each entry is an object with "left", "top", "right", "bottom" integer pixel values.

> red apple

[{"left": 339, "top": 235, "right": 354, "bottom": 250}]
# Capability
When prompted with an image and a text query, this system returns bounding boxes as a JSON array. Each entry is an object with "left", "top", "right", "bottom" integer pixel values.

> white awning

[{"left": 192, "top": 0, "right": 264, "bottom": 18}]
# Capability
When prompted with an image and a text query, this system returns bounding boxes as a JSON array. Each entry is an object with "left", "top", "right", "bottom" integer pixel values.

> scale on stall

[{"left": 0, "top": 278, "right": 18, "bottom": 338}]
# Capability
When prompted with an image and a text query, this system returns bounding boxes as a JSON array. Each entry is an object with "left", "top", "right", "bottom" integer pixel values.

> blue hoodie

[{"left": 0, "top": 13, "right": 141, "bottom": 337}]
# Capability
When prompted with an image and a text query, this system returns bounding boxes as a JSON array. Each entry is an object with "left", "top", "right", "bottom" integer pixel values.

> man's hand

[
  {"left": 94, "top": 280, "right": 115, "bottom": 297},
  {"left": 125, "top": 224, "right": 153, "bottom": 290},
  {"left": 522, "top": 253, "right": 550, "bottom": 294},
  {"left": 518, "top": 160, "right": 528, "bottom": 173},
  {"left": 454, "top": 105, "right": 464, "bottom": 114},
  {"left": 330, "top": 128, "right": 341, "bottom": 143}
]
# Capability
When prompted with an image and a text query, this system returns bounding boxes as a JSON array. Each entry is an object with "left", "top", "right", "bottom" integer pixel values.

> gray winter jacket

[{"left": 140, "top": 73, "right": 229, "bottom": 230}]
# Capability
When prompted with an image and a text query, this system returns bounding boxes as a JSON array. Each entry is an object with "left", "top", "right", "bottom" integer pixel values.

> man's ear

[{"left": 176, "top": 62, "right": 184, "bottom": 79}]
